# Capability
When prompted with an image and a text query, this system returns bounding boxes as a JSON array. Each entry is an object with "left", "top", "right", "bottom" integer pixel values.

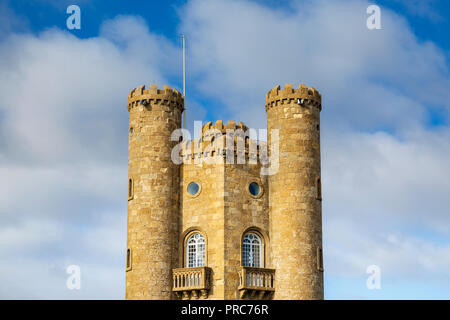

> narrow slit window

[
  {"left": 316, "top": 177, "right": 322, "bottom": 200},
  {"left": 126, "top": 248, "right": 132, "bottom": 271},
  {"left": 317, "top": 247, "right": 323, "bottom": 271},
  {"left": 128, "top": 178, "right": 134, "bottom": 200}
]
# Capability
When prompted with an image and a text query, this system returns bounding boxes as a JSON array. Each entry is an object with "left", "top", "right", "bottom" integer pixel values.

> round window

[
  {"left": 248, "top": 182, "right": 260, "bottom": 196},
  {"left": 187, "top": 182, "right": 200, "bottom": 196}
]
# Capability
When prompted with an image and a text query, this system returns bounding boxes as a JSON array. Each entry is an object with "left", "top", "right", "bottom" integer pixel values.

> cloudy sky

[{"left": 0, "top": 0, "right": 449, "bottom": 299}]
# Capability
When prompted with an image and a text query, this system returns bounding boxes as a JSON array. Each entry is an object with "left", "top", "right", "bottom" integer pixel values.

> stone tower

[
  {"left": 266, "top": 84, "right": 324, "bottom": 299},
  {"left": 125, "top": 84, "right": 184, "bottom": 299},
  {"left": 125, "top": 83, "right": 324, "bottom": 300}
]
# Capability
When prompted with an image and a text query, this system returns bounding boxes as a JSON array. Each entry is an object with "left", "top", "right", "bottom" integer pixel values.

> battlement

[
  {"left": 178, "top": 121, "right": 267, "bottom": 164},
  {"left": 202, "top": 120, "right": 249, "bottom": 137},
  {"left": 265, "top": 84, "right": 322, "bottom": 112},
  {"left": 127, "top": 84, "right": 184, "bottom": 112}
]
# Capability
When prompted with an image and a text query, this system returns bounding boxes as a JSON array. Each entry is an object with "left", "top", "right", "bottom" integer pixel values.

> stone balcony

[
  {"left": 172, "top": 266, "right": 212, "bottom": 299},
  {"left": 238, "top": 266, "right": 275, "bottom": 299}
]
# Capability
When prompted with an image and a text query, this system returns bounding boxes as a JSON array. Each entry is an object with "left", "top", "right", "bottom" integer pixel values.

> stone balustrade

[
  {"left": 238, "top": 267, "right": 275, "bottom": 299},
  {"left": 172, "top": 267, "right": 212, "bottom": 299}
]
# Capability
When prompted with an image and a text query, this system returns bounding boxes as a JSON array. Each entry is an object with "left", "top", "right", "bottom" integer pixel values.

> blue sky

[
  {"left": 0, "top": 0, "right": 449, "bottom": 299},
  {"left": 7, "top": 0, "right": 450, "bottom": 48}
]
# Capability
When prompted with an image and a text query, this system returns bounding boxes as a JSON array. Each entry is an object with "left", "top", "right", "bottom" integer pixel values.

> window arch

[
  {"left": 186, "top": 232, "right": 206, "bottom": 268},
  {"left": 242, "top": 232, "right": 263, "bottom": 267}
]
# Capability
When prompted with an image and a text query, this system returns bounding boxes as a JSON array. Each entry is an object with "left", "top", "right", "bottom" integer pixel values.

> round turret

[
  {"left": 266, "top": 83, "right": 324, "bottom": 300},
  {"left": 126, "top": 84, "right": 183, "bottom": 300}
]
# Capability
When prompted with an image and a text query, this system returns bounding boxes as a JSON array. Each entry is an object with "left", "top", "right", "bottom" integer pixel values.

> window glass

[
  {"left": 248, "top": 182, "right": 260, "bottom": 196},
  {"left": 187, "top": 182, "right": 200, "bottom": 196},
  {"left": 186, "top": 233, "right": 205, "bottom": 267},
  {"left": 242, "top": 233, "right": 262, "bottom": 267}
]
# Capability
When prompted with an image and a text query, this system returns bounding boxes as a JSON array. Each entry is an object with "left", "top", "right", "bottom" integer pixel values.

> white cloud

[
  {"left": 0, "top": 15, "right": 174, "bottom": 298},
  {"left": 0, "top": 210, "right": 126, "bottom": 299},
  {"left": 0, "top": 15, "right": 180, "bottom": 166},
  {"left": 321, "top": 125, "right": 450, "bottom": 297},
  {"left": 181, "top": 0, "right": 450, "bottom": 131},
  {"left": 323, "top": 126, "right": 450, "bottom": 232}
]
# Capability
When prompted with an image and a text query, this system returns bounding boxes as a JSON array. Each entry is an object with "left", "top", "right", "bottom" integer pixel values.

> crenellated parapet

[
  {"left": 127, "top": 84, "right": 184, "bottom": 112},
  {"left": 265, "top": 84, "right": 322, "bottom": 112},
  {"left": 179, "top": 120, "right": 266, "bottom": 163},
  {"left": 201, "top": 120, "right": 249, "bottom": 137}
]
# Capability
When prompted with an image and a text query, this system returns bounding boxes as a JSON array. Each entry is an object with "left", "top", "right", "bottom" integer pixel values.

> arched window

[
  {"left": 242, "top": 233, "right": 263, "bottom": 267},
  {"left": 186, "top": 233, "right": 205, "bottom": 268}
]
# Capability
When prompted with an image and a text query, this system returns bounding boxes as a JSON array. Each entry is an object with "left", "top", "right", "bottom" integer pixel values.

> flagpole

[{"left": 182, "top": 34, "right": 186, "bottom": 135}]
